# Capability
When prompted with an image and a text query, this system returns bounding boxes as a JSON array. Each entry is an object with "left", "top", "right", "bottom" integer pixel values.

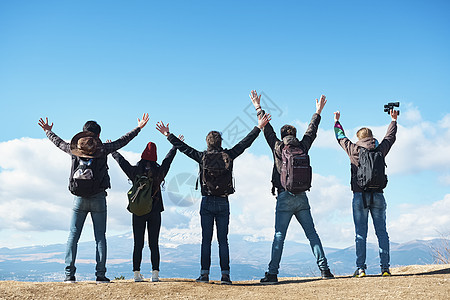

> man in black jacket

[
  {"left": 38, "top": 114, "right": 149, "bottom": 283},
  {"left": 249, "top": 91, "right": 333, "bottom": 284},
  {"left": 112, "top": 138, "right": 181, "bottom": 282},
  {"left": 156, "top": 113, "right": 271, "bottom": 285}
]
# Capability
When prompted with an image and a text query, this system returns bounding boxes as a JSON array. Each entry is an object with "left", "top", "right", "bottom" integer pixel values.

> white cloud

[
  {"left": 294, "top": 109, "right": 450, "bottom": 177},
  {"left": 389, "top": 194, "right": 450, "bottom": 242},
  {"left": 1, "top": 129, "right": 449, "bottom": 249}
]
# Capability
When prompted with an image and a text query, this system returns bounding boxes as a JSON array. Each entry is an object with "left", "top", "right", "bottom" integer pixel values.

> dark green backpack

[{"left": 127, "top": 172, "right": 154, "bottom": 216}]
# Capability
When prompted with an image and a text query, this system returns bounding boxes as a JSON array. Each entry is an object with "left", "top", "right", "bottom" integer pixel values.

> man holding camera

[{"left": 333, "top": 108, "right": 399, "bottom": 277}]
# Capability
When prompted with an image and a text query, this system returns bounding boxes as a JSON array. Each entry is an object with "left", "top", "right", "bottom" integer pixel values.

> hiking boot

[
  {"left": 381, "top": 269, "right": 391, "bottom": 277},
  {"left": 64, "top": 275, "right": 76, "bottom": 283},
  {"left": 260, "top": 272, "right": 278, "bottom": 285},
  {"left": 353, "top": 268, "right": 366, "bottom": 278},
  {"left": 220, "top": 274, "right": 232, "bottom": 285},
  {"left": 195, "top": 274, "right": 209, "bottom": 283},
  {"left": 134, "top": 271, "right": 144, "bottom": 282},
  {"left": 151, "top": 270, "right": 160, "bottom": 282},
  {"left": 96, "top": 276, "right": 111, "bottom": 283},
  {"left": 321, "top": 269, "right": 335, "bottom": 279}
]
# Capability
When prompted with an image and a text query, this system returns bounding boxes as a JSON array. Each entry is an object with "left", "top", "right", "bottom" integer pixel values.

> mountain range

[{"left": 0, "top": 233, "right": 447, "bottom": 282}]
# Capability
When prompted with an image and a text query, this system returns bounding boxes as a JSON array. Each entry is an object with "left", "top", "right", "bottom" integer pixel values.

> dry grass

[{"left": 0, "top": 264, "right": 449, "bottom": 300}]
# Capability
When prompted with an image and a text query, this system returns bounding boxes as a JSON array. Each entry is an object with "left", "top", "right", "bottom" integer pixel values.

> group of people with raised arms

[{"left": 38, "top": 90, "right": 398, "bottom": 284}]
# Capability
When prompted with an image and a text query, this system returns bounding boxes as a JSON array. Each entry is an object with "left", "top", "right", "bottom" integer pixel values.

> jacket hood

[
  {"left": 207, "top": 145, "right": 224, "bottom": 152},
  {"left": 282, "top": 135, "right": 301, "bottom": 147},
  {"left": 356, "top": 137, "right": 379, "bottom": 150}
]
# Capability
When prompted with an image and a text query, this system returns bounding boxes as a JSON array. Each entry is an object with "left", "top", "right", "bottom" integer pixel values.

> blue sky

[{"left": 1, "top": 0, "right": 450, "bottom": 250}]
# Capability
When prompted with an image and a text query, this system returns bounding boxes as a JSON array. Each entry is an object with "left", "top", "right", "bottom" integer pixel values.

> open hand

[
  {"left": 156, "top": 121, "right": 170, "bottom": 136},
  {"left": 316, "top": 95, "right": 327, "bottom": 114},
  {"left": 249, "top": 90, "right": 262, "bottom": 109},
  {"left": 38, "top": 117, "right": 53, "bottom": 131},
  {"left": 138, "top": 113, "right": 149, "bottom": 129},
  {"left": 257, "top": 113, "right": 272, "bottom": 129}
]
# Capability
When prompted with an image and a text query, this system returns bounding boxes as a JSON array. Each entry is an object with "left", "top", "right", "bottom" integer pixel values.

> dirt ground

[{"left": 1, "top": 264, "right": 449, "bottom": 300}]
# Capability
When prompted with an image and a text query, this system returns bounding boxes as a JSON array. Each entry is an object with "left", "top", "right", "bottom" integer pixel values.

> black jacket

[
  {"left": 111, "top": 146, "right": 177, "bottom": 213},
  {"left": 167, "top": 126, "right": 261, "bottom": 196},
  {"left": 259, "top": 111, "right": 321, "bottom": 194}
]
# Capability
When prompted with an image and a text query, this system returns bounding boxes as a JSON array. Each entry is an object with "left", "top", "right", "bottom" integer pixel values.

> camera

[{"left": 384, "top": 102, "right": 400, "bottom": 115}]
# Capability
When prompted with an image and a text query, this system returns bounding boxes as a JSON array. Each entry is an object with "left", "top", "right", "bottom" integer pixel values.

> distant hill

[{"left": 0, "top": 233, "right": 447, "bottom": 282}]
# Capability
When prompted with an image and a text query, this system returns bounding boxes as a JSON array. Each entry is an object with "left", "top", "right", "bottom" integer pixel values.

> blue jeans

[
  {"left": 199, "top": 196, "right": 230, "bottom": 275},
  {"left": 353, "top": 192, "right": 390, "bottom": 270},
  {"left": 268, "top": 191, "right": 329, "bottom": 275},
  {"left": 65, "top": 191, "right": 107, "bottom": 277}
]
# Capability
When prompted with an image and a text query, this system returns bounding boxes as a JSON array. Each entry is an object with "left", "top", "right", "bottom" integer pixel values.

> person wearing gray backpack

[
  {"left": 333, "top": 109, "right": 398, "bottom": 277},
  {"left": 249, "top": 91, "right": 334, "bottom": 284}
]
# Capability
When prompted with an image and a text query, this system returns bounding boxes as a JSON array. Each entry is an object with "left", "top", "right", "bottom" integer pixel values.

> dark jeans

[
  {"left": 132, "top": 211, "right": 161, "bottom": 271},
  {"left": 200, "top": 196, "right": 230, "bottom": 275}
]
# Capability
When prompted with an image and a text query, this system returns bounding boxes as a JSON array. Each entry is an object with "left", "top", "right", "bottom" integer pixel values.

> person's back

[
  {"left": 112, "top": 141, "right": 178, "bottom": 283},
  {"left": 155, "top": 110, "right": 271, "bottom": 285},
  {"left": 250, "top": 91, "right": 334, "bottom": 284},
  {"left": 333, "top": 109, "right": 398, "bottom": 277},
  {"left": 38, "top": 114, "right": 149, "bottom": 283}
]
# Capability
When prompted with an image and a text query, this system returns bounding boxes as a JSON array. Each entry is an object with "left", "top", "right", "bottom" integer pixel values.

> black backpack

[
  {"left": 356, "top": 147, "right": 388, "bottom": 191},
  {"left": 127, "top": 171, "right": 154, "bottom": 216},
  {"left": 201, "top": 151, "right": 234, "bottom": 196},
  {"left": 69, "top": 156, "right": 107, "bottom": 197},
  {"left": 280, "top": 144, "right": 312, "bottom": 194}
]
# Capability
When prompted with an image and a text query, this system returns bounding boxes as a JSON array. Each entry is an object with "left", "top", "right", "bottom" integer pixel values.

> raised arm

[
  {"left": 334, "top": 111, "right": 358, "bottom": 157},
  {"left": 298, "top": 95, "right": 326, "bottom": 151},
  {"left": 104, "top": 113, "right": 149, "bottom": 154},
  {"left": 227, "top": 113, "right": 271, "bottom": 159},
  {"left": 250, "top": 90, "right": 279, "bottom": 149},
  {"left": 38, "top": 117, "right": 71, "bottom": 154},
  {"left": 158, "top": 135, "right": 183, "bottom": 180},
  {"left": 377, "top": 109, "right": 398, "bottom": 156},
  {"left": 156, "top": 121, "right": 203, "bottom": 163},
  {"left": 111, "top": 151, "right": 135, "bottom": 180}
]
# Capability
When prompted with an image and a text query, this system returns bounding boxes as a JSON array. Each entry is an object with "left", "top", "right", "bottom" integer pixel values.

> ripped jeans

[{"left": 268, "top": 190, "right": 329, "bottom": 275}]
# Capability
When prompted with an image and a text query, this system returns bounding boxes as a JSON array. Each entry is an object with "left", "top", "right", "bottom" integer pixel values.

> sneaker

[
  {"left": 64, "top": 275, "right": 76, "bottom": 283},
  {"left": 353, "top": 268, "right": 366, "bottom": 278},
  {"left": 321, "top": 269, "right": 335, "bottom": 279},
  {"left": 260, "top": 272, "right": 278, "bottom": 285},
  {"left": 134, "top": 271, "right": 144, "bottom": 282},
  {"left": 220, "top": 274, "right": 232, "bottom": 285},
  {"left": 96, "top": 276, "right": 111, "bottom": 283},
  {"left": 195, "top": 274, "right": 209, "bottom": 283},
  {"left": 381, "top": 269, "right": 391, "bottom": 277},
  {"left": 151, "top": 270, "right": 160, "bottom": 282}
]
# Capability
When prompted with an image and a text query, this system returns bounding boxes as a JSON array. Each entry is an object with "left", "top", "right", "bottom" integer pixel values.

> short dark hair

[
  {"left": 83, "top": 121, "right": 101, "bottom": 135},
  {"left": 280, "top": 125, "right": 296, "bottom": 139},
  {"left": 206, "top": 131, "right": 222, "bottom": 149}
]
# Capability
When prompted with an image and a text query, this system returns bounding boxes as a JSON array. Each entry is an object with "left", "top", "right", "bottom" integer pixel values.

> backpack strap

[{"left": 362, "top": 191, "right": 374, "bottom": 209}]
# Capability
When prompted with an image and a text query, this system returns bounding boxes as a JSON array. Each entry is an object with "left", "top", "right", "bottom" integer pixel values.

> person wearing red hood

[{"left": 111, "top": 138, "right": 182, "bottom": 282}]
